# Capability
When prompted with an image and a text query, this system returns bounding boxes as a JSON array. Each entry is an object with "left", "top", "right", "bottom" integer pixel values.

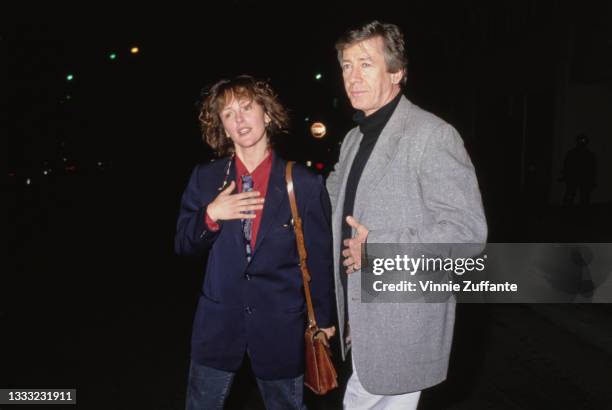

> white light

[
  {"left": 63, "top": 158, "right": 67, "bottom": 162},
  {"left": 26, "top": 178, "right": 31, "bottom": 185},
  {"left": 43, "top": 171, "right": 48, "bottom": 175},
  {"left": 310, "top": 122, "right": 327, "bottom": 139},
  {"left": 304, "top": 117, "right": 310, "bottom": 122},
  {"left": 306, "top": 161, "right": 312, "bottom": 167},
  {"left": 97, "top": 162, "right": 102, "bottom": 166}
]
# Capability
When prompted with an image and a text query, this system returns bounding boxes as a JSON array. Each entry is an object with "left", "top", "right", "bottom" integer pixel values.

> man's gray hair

[{"left": 335, "top": 20, "right": 408, "bottom": 86}]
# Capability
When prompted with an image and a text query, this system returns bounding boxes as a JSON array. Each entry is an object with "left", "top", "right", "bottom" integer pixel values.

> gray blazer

[{"left": 326, "top": 96, "right": 487, "bottom": 394}]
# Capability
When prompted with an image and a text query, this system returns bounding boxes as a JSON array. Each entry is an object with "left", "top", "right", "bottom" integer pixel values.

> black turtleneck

[{"left": 340, "top": 92, "right": 402, "bottom": 312}]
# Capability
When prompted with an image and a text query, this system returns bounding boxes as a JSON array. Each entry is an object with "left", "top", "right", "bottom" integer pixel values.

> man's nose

[{"left": 348, "top": 67, "right": 362, "bottom": 83}]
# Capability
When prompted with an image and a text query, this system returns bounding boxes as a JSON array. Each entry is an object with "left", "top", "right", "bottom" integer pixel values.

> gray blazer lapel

[
  {"left": 332, "top": 128, "right": 363, "bottom": 231},
  {"left": 354, "top": 96, "right": 412, "bottom": 220}
]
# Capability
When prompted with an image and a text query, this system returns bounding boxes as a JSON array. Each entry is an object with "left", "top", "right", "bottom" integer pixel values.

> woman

[{"left": 175, "top": 75, "right": 335, "bottom": 410}]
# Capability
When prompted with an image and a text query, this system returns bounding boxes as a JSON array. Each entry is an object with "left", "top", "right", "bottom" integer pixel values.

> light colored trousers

[{"left": 343, "top": 358, "right": 421, "bottom": 410}]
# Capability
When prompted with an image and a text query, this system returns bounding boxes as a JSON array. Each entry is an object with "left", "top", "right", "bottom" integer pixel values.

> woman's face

[{"left": 220, "top": 94, "right": 270, "bottom": 153}]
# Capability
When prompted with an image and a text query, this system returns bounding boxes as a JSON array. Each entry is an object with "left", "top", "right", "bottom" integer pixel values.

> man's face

[{"left": 341, "top": 37, "right": 403, "bottom": 116}]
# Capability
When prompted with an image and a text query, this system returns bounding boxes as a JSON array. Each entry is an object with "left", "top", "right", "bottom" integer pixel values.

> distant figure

[{"left": 561, "top": 134, "right": 597, "bottom": 206}]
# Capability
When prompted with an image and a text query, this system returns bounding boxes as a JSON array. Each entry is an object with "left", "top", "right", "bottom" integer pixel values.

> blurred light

[
  {"left": 304, "top": 117, "right": 310, "bottom": 122},
  {"left": 310, "top": 122, "right": 327, "bottom": 139},
  {"left": 66, "top": 74, "right": 74, "bottom": 81},
  {"left": 130, "top": 47, "right": 139, "bottom": 54},
  {"left": 306, "top": 161, "right": 312, "bottom": 167},
  {"left": 62, "top": 157, "right": 67, "bottom": 162},
  {"left": 65, "top": 165, "right": 77, "bottom": 172},
  {"left": 109, "top": 53, "right": 117, "bottom": 60},
  {"left": 43, "top": 170, "right": 48, "bottom": 176},
  {"left": 66, "top": 95, "right": 72, "bottom": 100},
  {"left": 26, "top": 178, "right": 31, "bottom": 185},
  {"left": 8, "top": 172, "right": 16, "bottom": 177},
  {"left": 315, "top": 163, "right": 324, "bottom": 171},
  {"left": 315, "top": 73, "right": 322, "bottom": 80},
  {"left": 97, "top": 161, "right": 103, "bottom": 167}
]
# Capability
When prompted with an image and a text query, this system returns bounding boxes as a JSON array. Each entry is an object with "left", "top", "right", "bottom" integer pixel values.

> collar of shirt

[
  {"left": 235, "top": 150, "right": 273, "bottom": 193},
  {"left": 352, "top": 92, "right": 402, "bottom": 137}
]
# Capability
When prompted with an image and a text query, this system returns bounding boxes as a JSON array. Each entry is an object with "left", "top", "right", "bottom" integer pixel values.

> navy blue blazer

[{"left": 175, "top": 153, "right": 334, "bottom": 380}]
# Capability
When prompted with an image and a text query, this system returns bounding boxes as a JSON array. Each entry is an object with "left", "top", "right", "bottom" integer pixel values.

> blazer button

[{"left": 245, "top": 306, "right": 253, "bottom": 314}]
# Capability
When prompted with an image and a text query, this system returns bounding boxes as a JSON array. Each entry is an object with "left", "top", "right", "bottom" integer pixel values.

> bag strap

[{"left": 285, "top": 161, "right": 318, "bottom": 330}]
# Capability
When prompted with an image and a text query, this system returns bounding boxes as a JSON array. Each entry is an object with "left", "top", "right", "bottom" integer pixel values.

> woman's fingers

[
  {"left": 218, "top": 180, "right": 236, "bottom": 196},
  {"left": 233, "top": 191, "right": 262, "bottom": 200}
]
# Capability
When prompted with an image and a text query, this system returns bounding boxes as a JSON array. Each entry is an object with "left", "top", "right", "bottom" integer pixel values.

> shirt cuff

[{"left": 205, "top": 211, "right": 220, "bottom": 232}]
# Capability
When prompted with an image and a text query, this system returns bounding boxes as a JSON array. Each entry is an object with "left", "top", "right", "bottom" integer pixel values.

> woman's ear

[{"left": 264, "top": 113, "right": 272, "bottom": 126}]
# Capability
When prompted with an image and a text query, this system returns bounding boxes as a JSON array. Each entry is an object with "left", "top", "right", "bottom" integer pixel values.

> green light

[
  {"left": 315, "top": 73, "right": 322, "bottom": 80},
  {"left": 109, "top": 53, "right": 117, "bottom": 60},
  {"left": 66, "top": 74, "right": 74, "bottom": 81}
]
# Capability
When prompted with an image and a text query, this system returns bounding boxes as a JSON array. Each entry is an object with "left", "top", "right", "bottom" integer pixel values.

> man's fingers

[
  {"left": 342, "top": 248, "right": 351, "bottom": 258},
  {"left": 345, "top": 215, "right": 361, "bottom": 229},
  {"left": 342, "top": 257, "right": 354, "bottom": 267}
]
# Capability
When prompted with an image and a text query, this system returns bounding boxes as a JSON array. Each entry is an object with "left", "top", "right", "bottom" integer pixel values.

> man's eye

[
  {"left": 342, "top": 64, "right": 351, "bottom": 70},
  {"left": 361, "top": 62, "right": 371, "bottom": 68}
]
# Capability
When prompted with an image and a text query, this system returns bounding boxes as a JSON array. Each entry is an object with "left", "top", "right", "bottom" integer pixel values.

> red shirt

[{"left": 205, "top": 151, "right": 273, "bottom": 249}]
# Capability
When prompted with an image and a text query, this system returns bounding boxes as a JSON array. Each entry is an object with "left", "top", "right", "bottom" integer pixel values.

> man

[
  {"left": 326, "top": 21, "right": 487, "bottom": 409},
  {"left": 561, "top": 134, "right": 597, "bottom": 207}
]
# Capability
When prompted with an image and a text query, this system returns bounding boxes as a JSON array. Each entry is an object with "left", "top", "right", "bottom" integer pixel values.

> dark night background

[{"left": 3, "top": 2, "right": 612, "bottom": 409}]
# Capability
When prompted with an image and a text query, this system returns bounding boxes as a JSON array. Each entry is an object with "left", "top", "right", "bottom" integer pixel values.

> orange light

[{"left": 130, "top": 47, "right": 140, "bottom": 54}]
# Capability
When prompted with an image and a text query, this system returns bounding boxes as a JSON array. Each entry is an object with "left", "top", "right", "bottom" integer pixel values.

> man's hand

[
  {"left": 206, "top": 181, "right": 265, "bottom": 222},
  {"left": 342, "top": 216, "right": 369, "bottom": 274}
]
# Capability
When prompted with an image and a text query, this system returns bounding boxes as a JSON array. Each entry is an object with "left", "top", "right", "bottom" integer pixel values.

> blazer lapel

[
  {"left": 221, "top": 158, "right": 248, "bottom": 259},
  {"left": 354, "top": 96, "right": 412, "bottom": 220},
  {"left": 251, "top": 154, "right": 287, "bottom": 257}
]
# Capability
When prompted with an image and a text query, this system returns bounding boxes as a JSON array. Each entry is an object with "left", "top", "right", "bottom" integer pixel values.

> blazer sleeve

[
  {"left": 174, "top": 165, "right": 221, "bottom": 257},
  {"left": 367, "top": 124, "right": 487, "bottom": 250},
  {"left": 303, "top": 175, "right": 335, "bottom": 329}
]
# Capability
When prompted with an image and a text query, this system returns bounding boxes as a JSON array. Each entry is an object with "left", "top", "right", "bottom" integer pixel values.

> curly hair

[
  {"left": 335, "top": 20, "right": 408, "bottom": 86},
  {"left": 198, "top": 75, "right": 290, "bottom": 156}
]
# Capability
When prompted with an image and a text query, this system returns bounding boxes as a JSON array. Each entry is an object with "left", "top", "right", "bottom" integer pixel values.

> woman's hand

[
  {"left": 206, "top": 181, "right": 265, "bottom": 222},
  {"left": 320, "top": 326, "right": 336, "bottom": 340}
]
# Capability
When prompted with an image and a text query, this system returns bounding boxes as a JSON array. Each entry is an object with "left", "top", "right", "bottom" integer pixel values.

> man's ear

[{"left": 391, "top": 69, "right": 404, "bottom": 85}]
